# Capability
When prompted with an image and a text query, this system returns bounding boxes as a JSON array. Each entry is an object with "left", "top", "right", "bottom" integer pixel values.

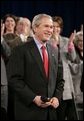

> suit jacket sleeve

[
  {"left": 54, "top": 47, "right": 64, "bottom": 101},
  {"left": 7, "top": 46, "right": 36, "bottom": 107}
]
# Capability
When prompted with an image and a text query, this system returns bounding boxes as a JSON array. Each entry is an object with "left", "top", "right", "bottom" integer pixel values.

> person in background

[
  {"left": 1, "top": 19, "right": 11, "bottom": 64},
  {"left": 50, "top": 16, "right": 77, "bottom": 120},
  {"left": 2, "top": 14, "right": 17, "bottom": 34},
  {"left": 1, "top": 14, "right": 22, "bottom": 55},
  {"left": 15, "top": 17, "right": 31, "bottom": 42},
  {"left": 1, "top": 15, "right": 22, "bottom": 120},
  {"left": 7, "top": 14, "right": 64, "bottom": 120},
  {"left": 1, "top": 56, "right": 8, "bottom": 120},
  {"left": 69, "top": 30, "right": 83, "bottom": 120}
]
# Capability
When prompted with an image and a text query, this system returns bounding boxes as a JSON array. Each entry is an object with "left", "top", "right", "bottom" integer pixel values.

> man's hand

[
  {"left": 33, "top": 96, "right": 51, "bottom": 108},
  {"left": 33, "top": 96, "right": 59, "bottom": 109},
  {"left": 50, "top": 97, "right": 59, "bottom": 109}
]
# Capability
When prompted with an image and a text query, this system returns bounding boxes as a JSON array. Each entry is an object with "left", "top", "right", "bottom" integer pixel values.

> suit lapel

[
  {"left": 28, "top": 39, "right": 47, "bottom": 80},
  {"left": 46, "top": 43, "right": 56, "bottom": 78},
  {"left": 45, "top": 43, "right": 55, "bottom": 80},
  {"left": 46, "top": 44, "right": 52, "bottom": 77},
  {"left": 47, "top": 43, "right": 57, "bottom": 96}
]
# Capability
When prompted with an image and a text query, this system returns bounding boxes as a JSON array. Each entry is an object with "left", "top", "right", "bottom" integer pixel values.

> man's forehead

[{"left": 40, "top": 18, "right": 53, "bottom": 24}]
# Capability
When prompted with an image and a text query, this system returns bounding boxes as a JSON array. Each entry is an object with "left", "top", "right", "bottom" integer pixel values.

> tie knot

[
  {"left": 41, "top": 45, "right": 46, "bottom": 50},
  {"left": 41, "top": 46, "right": 47, "bottom": 55},
  {"left": 41, "top": 45, "right": 46, "bottom": 51}
]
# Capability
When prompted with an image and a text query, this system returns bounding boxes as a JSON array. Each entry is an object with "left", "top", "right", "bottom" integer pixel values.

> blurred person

[
  {"left": 1, "top": 19, "right": 22, "bottom": 63},
  {"left": 74, "top": 31, "right": 83, "bottom": 58},
  {"left": 7, "top": 14, "right": 64, "bottom": 120},
  {"left": 1, "top": 56, "right": 8, "bottom": 120},
  {"left": 1, "top": 19, "right": 11, "bottom": 64},
  {"left": 69, "top": 31, "right": 83, "bottom": 120},
  {"left": 49, "top": 16, "right": 77, "bottom": 120},
  {"left": 2, "top": 14, "right": 17, "bottom": 34},
  {"left": 1, "top": 17, "right": 22, "bottom": 120},
  {"left": 16, "top": 17, "right": 31, "bottom": 42},
  {"left": 2, "top": 14, "right": 22, "bottom": 55}
]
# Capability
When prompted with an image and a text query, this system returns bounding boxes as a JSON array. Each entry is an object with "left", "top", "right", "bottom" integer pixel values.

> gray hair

[
  {"left": 74, "top": 31, "right": 83, "bottom": 46},
  {"left": 32, "top": 14, "right": 52, "bottom": 31},
  {"left": 17, "top": 17, "right": 31, "bottom": 26}
]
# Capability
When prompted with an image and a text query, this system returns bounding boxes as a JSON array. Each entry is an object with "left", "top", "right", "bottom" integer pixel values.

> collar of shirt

[{"left": 33, "top": 36, "right": 47, "bottom": 58}]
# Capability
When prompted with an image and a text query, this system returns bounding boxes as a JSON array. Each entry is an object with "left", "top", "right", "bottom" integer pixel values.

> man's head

[
  {"left": 16, "top": 17, "right": 31, "bottom": 36},
  {"left": 32, "top": 14, "right": 53, "bottom": 43}
]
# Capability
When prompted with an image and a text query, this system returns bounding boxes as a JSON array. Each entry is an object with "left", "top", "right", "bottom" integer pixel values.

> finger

[
  {"left": 69, "top": 30, "right": 76, "bottom": 43},
  {"left": 45, "top": 102, "right": 51, "bottom": 105},
  {"left": 51, "top": 103, "right": 59, "bottom": 109},
  {"left": 40, "top": 104, "right": 49, "bottom": 108},
  {"left": 69, "top": 33, "right": 74, "bottom": 42}
]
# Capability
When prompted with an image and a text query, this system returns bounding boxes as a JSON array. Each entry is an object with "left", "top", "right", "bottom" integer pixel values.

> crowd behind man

[{"left": 1, "top": 13, "right": 83, "bottom": 120}]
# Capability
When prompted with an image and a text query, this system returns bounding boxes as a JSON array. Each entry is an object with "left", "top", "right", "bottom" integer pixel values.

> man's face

[
  {"left": 34, "top": 18, "right": 53, "bottom": 43},
  {"left": 16, "top": 20, "right": 30, "bottom": 36}
]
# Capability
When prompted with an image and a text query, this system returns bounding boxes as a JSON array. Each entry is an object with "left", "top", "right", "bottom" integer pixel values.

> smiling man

[{"left": 7, "top": 14, "right": 64, "bottom": 120}]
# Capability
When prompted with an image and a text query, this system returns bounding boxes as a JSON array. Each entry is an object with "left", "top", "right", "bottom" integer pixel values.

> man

[
  {"left": 7, "top": 14, "right": 64, "bottom": 120},
  {"left": 16, "top": 17, "right": 31, "bottom": 42}
]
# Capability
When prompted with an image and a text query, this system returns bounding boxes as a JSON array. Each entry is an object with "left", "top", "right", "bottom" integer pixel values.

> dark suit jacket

[{"left": 7, "top": 38, "right": 64, "bottom": 120}]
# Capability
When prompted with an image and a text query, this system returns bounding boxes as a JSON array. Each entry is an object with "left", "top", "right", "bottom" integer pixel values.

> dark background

[{"left": 1, "top": 0, "right": 83, "bottom": 37}]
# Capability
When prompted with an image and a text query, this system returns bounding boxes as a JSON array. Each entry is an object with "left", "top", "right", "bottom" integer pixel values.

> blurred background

[{"left": 1, "top": 0, "right": 83, "bottom": 37}]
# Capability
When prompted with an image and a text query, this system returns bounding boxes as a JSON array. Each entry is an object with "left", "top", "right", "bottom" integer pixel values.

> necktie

[{"left": 41, "top": 46, "right": 49, "bottom": 77}]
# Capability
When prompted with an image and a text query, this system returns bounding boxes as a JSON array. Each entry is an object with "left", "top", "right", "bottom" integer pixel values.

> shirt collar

[{"left": 33, "top": 35, "right": 47, "bottom": 49}]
